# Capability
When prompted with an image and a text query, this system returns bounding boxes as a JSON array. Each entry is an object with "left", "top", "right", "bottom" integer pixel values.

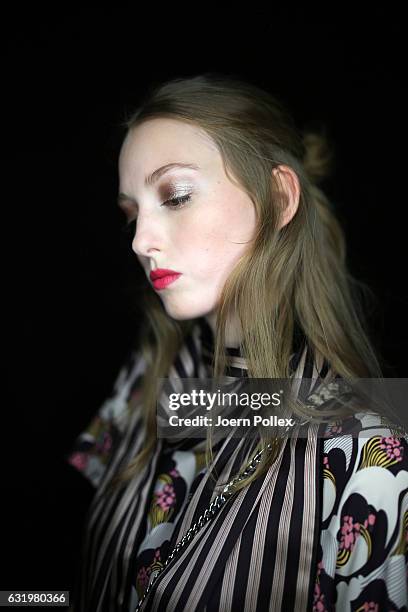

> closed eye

[
  {"left": 162, "top": 193, "right": 192, "bottom": 209},
  {"left": 121, "top": 193, "right": 192, "bottom": 234}
]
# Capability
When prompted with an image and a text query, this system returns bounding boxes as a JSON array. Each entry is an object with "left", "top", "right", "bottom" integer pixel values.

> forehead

[{"left": 118, "top": 118, "right": 219, "bottom": 175}]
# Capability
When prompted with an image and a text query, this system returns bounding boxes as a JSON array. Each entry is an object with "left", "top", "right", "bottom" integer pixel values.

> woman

[{"left": 67, "top": 73, "right": 408, "bottom": 611}]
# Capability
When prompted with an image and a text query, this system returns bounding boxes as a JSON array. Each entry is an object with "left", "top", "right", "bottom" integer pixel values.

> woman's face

[{"left": 118, "top": 118, "right": 257, "bottom": 321}]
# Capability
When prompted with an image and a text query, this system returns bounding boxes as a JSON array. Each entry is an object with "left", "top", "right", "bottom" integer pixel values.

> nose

[{"left": 131, "top": 212, "right": 163, "bottom": 259}]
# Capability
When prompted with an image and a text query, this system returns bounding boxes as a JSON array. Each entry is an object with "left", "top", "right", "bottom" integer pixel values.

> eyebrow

[{"left": 117, "top": 162, "right": 200, "bottom": 206}]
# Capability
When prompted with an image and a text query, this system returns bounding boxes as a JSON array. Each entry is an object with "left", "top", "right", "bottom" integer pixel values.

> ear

[{"left": 272, "top": 164, "right": 300, "bottom": 229}]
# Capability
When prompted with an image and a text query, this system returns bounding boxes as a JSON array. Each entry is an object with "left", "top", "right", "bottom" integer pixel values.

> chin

[{"left": 162, "top": 297, "right": 215, "bottom": 322}]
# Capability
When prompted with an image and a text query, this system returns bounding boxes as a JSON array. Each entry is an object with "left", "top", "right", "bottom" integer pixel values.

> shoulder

[
  {"left": 317, "top": 412, "right": 408, "bottom": 609},
  {"left": 66, "top": 346, "right": 148, "bottom": 488}
]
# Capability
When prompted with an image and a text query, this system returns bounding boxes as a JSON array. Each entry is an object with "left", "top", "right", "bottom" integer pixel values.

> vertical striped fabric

[{"left": 73, "top": 318, "right": 333, "bottom": 611}]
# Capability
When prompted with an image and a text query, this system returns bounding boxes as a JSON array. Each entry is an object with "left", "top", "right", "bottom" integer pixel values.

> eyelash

[{"left": 121, "top": 194, "right": 192, "bottom": 234}]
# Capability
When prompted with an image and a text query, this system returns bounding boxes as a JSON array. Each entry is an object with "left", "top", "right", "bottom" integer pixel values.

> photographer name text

[{"left": 166, "top": 415, "right": 295, "bottom": 427}]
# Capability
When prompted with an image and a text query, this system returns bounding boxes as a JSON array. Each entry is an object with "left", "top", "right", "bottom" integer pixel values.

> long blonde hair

[{"left": 109, "top": 72, "right": 385, "bottom": 493}]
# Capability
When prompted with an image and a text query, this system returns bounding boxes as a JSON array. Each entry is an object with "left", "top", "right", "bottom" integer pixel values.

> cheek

[
  {"left": 174, "top": 228, "right": 224, "bottom": 276},
  {"left": 173, "top": 197, "right": 256, "bottom": 277}
]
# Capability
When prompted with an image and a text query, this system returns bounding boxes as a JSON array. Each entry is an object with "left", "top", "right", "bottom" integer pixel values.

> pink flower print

[
  {"left": 312, "top": 559, "right": 328, "bottom": 611},
  {"left": 323, "top": 455, "right": 330, "bottom": 470},
  {"left": 362, "top": 602, "right": 379, "bottom": 612},
  {"left": 137, "top": 565, "right": 150, "bottom": 589},
  {"left": 339, "top": 512, "right": 376, "bottom": 554},
  {"left": 379, "top": 436, "right": 403, "bottom": 462},
  {"left": 339, "top": 515, "right": 361, "bottom": 551},
  {"left": 68, "top": 452, "right": 88, "bottom": 471},
  {"left": 363, "top": 513, "right": 376, "bottom": 529},
  {"left": 312, "top": 582, "right": 327, "bottom": 612},
  {"left": 155, "top": 483, "right": 176, "bottom": 511},
  {"left": 137, "top": 549, "right": 163, "bottom": 590},
  {"left": 169, "top": 467, "right": 179, "bottom": 478}
]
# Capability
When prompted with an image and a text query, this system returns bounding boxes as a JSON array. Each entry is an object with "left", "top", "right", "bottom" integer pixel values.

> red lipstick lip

[
  {"left": 152, "top": 274, "right": 181, "bottom": 290},
  {"left": 150, "top": 268, "right": 181, "bottom": 281}
]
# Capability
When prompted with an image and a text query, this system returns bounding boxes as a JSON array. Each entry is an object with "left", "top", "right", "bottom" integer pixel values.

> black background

[{"left": 3, "top": 5, "right": 406, "bottom": 602}]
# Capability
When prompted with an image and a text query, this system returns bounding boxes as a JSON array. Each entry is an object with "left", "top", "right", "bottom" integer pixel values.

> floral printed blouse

[{"left": 67, "top": 352, "right": 408, "bottom": 611}]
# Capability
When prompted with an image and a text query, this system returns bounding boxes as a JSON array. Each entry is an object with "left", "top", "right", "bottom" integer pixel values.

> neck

[{"left": 205, "top": 311, "right": 242, "bottom": 349}]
